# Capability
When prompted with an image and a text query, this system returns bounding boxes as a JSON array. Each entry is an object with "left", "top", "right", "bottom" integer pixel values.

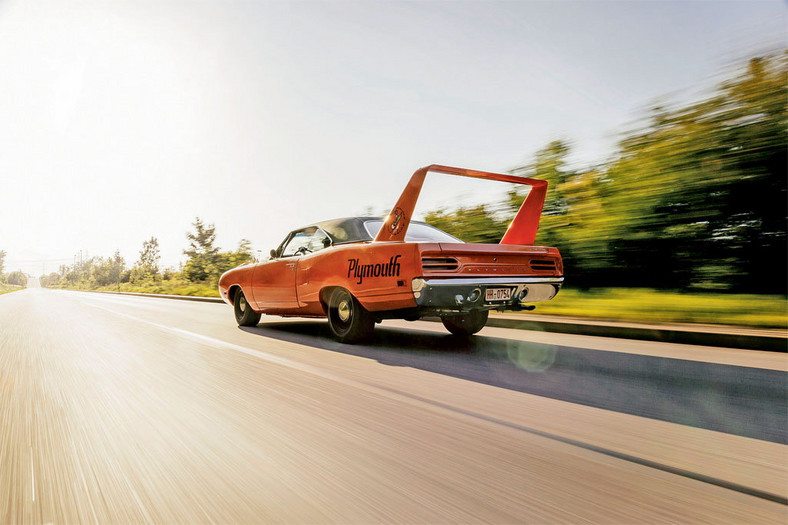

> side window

[
  {"left": 306, "top": 229, "right": 330, "bottom": 253},
  {"left": 281, "top": 231, "right": 314, "bottom": 257},
  {"left": 279, "top": 227, "right": 332, "bottom": 257}
]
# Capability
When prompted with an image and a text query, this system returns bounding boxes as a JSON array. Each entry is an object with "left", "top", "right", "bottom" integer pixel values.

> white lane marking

[{"left": 30, "top": 447, "right": 35, "bottom": 502}]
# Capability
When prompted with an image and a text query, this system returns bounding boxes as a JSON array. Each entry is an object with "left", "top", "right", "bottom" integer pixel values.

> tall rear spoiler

[{"left": 373, "top": 164, "right": 547, "bottom": 245}]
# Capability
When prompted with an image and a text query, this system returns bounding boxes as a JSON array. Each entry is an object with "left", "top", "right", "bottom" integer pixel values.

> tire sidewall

[
  {"left": 327, "top": 288, "right": 374, "bottom": 343},
  {"left": 234, "top": 290, "right": 260, "bottom": 326}
]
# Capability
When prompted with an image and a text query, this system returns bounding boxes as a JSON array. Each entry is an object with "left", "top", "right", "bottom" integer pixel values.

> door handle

[{"left": 286, "top": 263, "right": 296, "bottom": 269}]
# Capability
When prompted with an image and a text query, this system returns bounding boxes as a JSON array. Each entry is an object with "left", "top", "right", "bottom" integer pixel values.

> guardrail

[{"left": 84, "top": 290, "right": 786, "bottom": 352}]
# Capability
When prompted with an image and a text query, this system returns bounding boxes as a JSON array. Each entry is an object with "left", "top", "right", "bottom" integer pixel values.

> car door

[{"left": 251, "top": 229, "right": 313, "bottom": 310}]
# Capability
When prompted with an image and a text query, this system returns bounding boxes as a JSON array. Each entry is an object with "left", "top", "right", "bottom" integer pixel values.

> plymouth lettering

[{"left": 347, "top": 255, "right": 402, "bottom": 284}]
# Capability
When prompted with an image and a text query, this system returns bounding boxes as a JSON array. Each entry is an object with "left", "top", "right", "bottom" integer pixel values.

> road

[{"left": 1, "top": 288, "right": 786, "bottom": 523}]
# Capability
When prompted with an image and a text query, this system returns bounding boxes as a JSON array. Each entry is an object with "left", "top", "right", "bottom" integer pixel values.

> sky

[{"left": 0, "top": 0, "right": 785, "bottom": 275}]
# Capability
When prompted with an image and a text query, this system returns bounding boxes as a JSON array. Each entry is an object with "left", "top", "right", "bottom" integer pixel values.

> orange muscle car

[{"left": 219, "top": 165, "right": 564, "bottom": 342}]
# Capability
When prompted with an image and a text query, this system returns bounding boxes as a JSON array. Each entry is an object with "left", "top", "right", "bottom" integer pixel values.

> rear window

[{"left": 363, "top": 220, "right": 462, "bottom": 243}]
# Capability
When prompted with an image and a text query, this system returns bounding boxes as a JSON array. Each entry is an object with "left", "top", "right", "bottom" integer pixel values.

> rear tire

[
  {"left": 441, "top": 310, "right": 489, "bottom": 336},
  {"left": 234, "top": 289, "right": 261, "bottom": 327},
  {"left": 327, "top": 288, "right": 374, "bottom": 343}
]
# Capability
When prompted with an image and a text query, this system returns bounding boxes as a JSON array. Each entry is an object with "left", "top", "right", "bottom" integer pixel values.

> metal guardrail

[{"left": 85, "top": 290, "right": 786, "bottom": 352}]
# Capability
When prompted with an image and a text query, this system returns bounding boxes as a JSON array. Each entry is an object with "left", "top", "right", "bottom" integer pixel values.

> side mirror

[
  {"left": 323, "top": 237, "right": 331, "bottom": 248},
  {"left": 270, "top": 249, "right": 277, "bottom": 259}
]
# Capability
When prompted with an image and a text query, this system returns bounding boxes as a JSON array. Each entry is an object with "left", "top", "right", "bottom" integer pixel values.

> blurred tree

[
  {"left": 112, "top": 250, "right": 125, "bottom": 286},
  {"left": 7, "top": 271, "right": 27, "bottom": 287},
  {"left": 39, "top": 272, "right": 59, "bottom": 288},
  {"left": 213, "top": 239, "right": 256, "bottom": 277},
  {"left": 0, "top": 250, "right": 5, "bottom": 280},
  {"left": 425, "top": 205, "right": 508, "bottom": 243},
  {"left": 509, "top": 139, "right": 572, "bottom": 216},
  {"left": 604, "top": 51, "right": 787, "bottom": 291},
  {"left": 91, "top": 251, "right": 127, "bottom": 287},
  {"left": 423, "top": 51, "right": 787, "bottom": 293},
  {"left": 183, "top": 218, "right": 220, "bottom": 282},
  {"left": 131, "top": 237, "right": 160, "bottom": 283}
]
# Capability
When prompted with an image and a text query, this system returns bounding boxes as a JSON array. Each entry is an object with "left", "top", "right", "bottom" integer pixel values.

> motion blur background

[{"left": 0, "top": 0, "right": 785, "bottom": 327}]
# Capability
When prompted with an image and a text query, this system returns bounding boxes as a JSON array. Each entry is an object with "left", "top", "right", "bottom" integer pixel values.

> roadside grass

[
  {"left": 531, "top": 288, "right": 788, "bottom": 329},
  {"left": 0, "top": 283, "right": 23, "bottom": 295},
  {"left": 47, "top": 278, "right": 220, "bottom": 298},
  {"left": 98, "top": 280, "right": 221, "bottom": 297}
]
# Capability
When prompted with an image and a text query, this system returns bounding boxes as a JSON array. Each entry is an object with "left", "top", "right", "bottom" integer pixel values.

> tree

[
  {"left": 91, "top": 251, "right": 127, "bottom": 287},
  {"left": 7, "top": 271, "right": 27, "bottom": 287},
  {"left": 214, "top": 239, "right": 257, "bottom": 277},
  {"left": 508, "top": 139, "right": 572, "bottom": 216},
  {"left": 112, "top": 250, "right": 125, "bottom": 287},
  {"left": 420, "top": 51, "right": 787, "bottom": 292},
  {"left": 601, "top": 51, "right": 787, "bottom": 290},
  {"left": 425, "top": 205, "right": 508, "bottom": 243},
  {"left": 131, "top": 237, "right": 160, "bottom": 282},
  {"left": 183, "top": 218, "right": 220, "bottom": 282},
  {"left": 40, "top": 272, "right": 60, "bottom": 288}
]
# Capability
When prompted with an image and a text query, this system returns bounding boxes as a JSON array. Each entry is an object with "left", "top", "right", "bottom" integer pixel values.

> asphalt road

[{"left": 1, "top": 289, "right": 786, "bottom": 523}]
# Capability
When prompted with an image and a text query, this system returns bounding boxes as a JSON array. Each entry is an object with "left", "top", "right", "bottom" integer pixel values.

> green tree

[
  {"left": 91, "top": 251, "right": 127, "bottom": 287},
  {"left": 183, "top": 218, "right": 219, "bottom": 282},
  {"left": 421, "top": 51, "right": 787, "bottom": 292},
  {"left": 112, "top": 250, "right": 126, "bottom": 287},
  {"left": 425, "top": 205, "right": 508, "bottom": 243},
  {"left": 7, "top": 271, "right": 27, "bottom": 287},
  {"left": 131, "top": 237, "right": 160, "bottom": 283},
  {"left": 508, "top": 139, "right": 572, "bottom": 216},
  {"left": 40, "top": 272, "right": 60, "bottom": 288},
  {"left": 601, "top": 52, "right": 787, "bottom": 290},
  {"left": 213, "top": 239, "right": 257, "bottom": 277}
]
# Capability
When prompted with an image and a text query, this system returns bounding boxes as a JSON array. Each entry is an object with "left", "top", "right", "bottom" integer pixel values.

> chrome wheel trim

[{"left": 337, "top": 299, "right": 351, "bottom": 322}]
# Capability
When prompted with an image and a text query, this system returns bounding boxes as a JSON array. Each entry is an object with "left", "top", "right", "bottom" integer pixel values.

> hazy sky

[{"left": 1, "top": 0, "right": 785, "bottom": 274}]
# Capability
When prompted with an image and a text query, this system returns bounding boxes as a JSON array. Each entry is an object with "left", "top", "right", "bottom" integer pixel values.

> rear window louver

[
  {"left": 422, "top": 257, "right": 459, "bottom": 271},
  {"left": 530, "top": 259, "right": 557, "bottom": 271}
]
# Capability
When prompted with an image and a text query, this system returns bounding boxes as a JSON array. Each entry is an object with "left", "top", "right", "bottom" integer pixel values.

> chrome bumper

[{"left": 411, "top": 276, "right": 564, "bottom": 309}]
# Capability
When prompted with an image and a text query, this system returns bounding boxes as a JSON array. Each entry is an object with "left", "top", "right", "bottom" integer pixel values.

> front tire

[
  {"left": 327, "top": 288, "right": 374, "bottom": 343},
  {"left": 441, "top": 310, "right": 489, "bottom": 336},
  {"left": 234, "top": 290, "right": 261, "bottom": 327}
]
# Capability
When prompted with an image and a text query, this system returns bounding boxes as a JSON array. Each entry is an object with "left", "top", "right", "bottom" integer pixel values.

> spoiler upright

[{"left": 373, "top": 164, "right": 548, "bottom": 245}]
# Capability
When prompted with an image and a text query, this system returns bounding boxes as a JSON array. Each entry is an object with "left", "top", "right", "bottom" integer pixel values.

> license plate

[{"left": 485, "top": 287, "right": 512, "bottom": 302}]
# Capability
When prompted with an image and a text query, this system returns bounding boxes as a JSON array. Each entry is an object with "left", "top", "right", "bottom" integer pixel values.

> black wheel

[
  {"left": 234, "top": 289, "right": 261, "bottom": 327},
  {"left": 327, "top": 288, "right": 375, "bottom": 343},
  {"left": 441, "top": 310, "right": 489, "bottom": 336}
]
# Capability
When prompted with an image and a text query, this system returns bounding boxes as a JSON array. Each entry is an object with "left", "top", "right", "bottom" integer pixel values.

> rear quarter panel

[{"left": 297, "top": 242, "right": 430, "bottom": 313}]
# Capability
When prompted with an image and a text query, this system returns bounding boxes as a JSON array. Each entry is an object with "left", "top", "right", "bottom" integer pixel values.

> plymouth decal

[{"left": 347, "top": 255, "right": 402, "bottom": 284}]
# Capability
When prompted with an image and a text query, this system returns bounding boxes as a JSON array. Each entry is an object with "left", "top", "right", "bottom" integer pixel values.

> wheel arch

[
  {"left": 319, "top": 286, "right": 342, "bottom": 315},
  {"left": 227, "top": 284, "right": 242, "bottom": 306}
]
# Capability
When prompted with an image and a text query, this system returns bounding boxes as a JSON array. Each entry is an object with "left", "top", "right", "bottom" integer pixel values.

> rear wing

[{"left": 373, "top": 164, "right": 547, "bottom": 245}]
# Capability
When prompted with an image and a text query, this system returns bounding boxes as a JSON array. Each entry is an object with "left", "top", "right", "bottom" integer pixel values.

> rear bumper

[{"left": 412, "top": 276, "right": 564, "bottom": 310}]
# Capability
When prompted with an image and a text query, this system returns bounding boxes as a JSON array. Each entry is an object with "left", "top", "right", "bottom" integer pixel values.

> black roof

[
  {"left": 312, "top": 217, "right": 378, "bottom": 244},
  {"left": 302, "top": 216, "right": 435, "bottom": 244}
]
